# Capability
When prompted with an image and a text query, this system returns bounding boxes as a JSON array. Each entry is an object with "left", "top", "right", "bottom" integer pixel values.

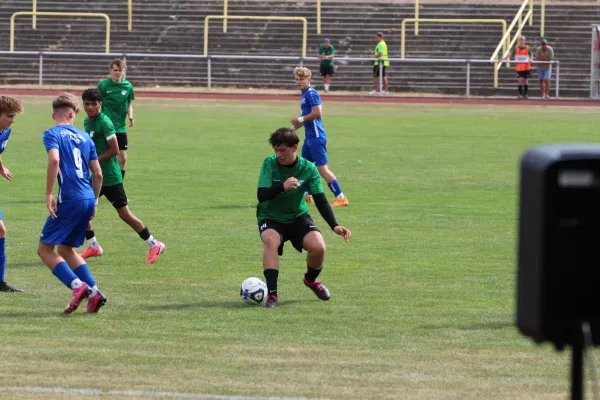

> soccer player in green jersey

[
  {"left": 97, "top": 59, "right": 135, "bottom": 178},
  {"left": 80, "top": 89, "right": 165, "bottom": 265},
  {"left": 317, "top": 38, "right": 335, "bottom": 93},
  {"left": 257, "top": 128, "right": 351, "bottom": 308}
]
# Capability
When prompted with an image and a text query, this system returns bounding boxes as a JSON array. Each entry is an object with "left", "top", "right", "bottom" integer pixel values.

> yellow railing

[
  {"left": 490, "top": 0, "right": 545, "bottom": 87},
  {"left": 222, "top": 0, "right": 321, "bottom": 34},
  {"left": 401, "top": 18, "right": 508, "bottom": 59},
  {"left": 30, "top": 0, "right": 131, "bottom": 31},
  {"left": 205, "top": 15, "right": 307, "bottom": 57},
  {"left": 10, "top": 11, "right": 111, "bottom": 53},
  {"left": 128, "top": 0, "right": 133, "bottom": 31}
]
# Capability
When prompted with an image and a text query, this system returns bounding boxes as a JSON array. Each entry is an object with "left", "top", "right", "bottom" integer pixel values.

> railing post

[
  {"left": 299, "top": 57, "right": 304, "bottom": 67},
  {"left": 541, "top": 0, "right": 546, "bottom": 37},
  {"left": 401, "top": 20, "right": 406, "bottom": 58},
  {"left": 528, "top": 0, "right": 533, "bottom": 26},
  {"left": 32, "top": 0, "right": 36, "bottom": 29},
  {"left": 39, "top": 52, "right": 43, "bottom": 85},
  {"left": 415, "top": 0, "right": 419, "bottom": 36},
  {"left": 207, "top": 56, "right": 212, "bottom": 89},
  {"left": 223, "top": 0, "right": 228, "bottom": 33},
  {"left": 317, "top": 0, "right": 321, "bottom": 34},
  {"left": 555, "top": 60, "right": 560, "bottom": 98},
  {"left": 128, "top": 0, "right": 132, "bottom": 31},
  {"left": 466, "top": 60, "right": 471, "bottom": 96},
  {"left": 122, "top": 53, "right": 127, "bottom": 78},
  {"left": 379, "top": 62, "right": 383, "bottom": 93}
]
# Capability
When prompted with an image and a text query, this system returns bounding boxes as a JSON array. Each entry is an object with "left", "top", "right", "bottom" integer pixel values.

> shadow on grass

[
  {"left": 417, "top": 321, "right": 512, "bottom": 331},
  {"left": 141, "top": 299, "right": 302, "bottom": 311},
  {"left": 211, "top": 204, "right": 254, "bottom": 210},
  {"left": 7, "top": 261, "right": 43, "bottom": 268},
  {"left": 1, "top": 200, "right": 45, "bottom": 205}
]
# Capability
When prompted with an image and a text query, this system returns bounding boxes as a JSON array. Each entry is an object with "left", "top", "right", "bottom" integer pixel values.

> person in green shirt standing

[
  {"left": 257, "top": 127, "right": 351, "bottom": 308},
  {"left": 97, "top": 59, "right": 135, "bottom": 179},
  {"left": 80, "top": 89, "right": 165, "bottom": 265},
  {"left": 535, "top": 39, "right": 555, "bottom": 99},
  {"left": 370, "top": 32, "right": 390, "bottom": 95},
  {"left": 318, "top": 38, "right": 335, "bottom": 93}
]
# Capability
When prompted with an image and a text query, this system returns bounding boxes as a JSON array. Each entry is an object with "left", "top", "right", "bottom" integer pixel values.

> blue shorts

[
  {"left": 40, "top": 198, "right": 95, "bottom": 247},
  {"left": 537, "top": 69, "right": 552, "bottom": 80},
  {"left": 301, "top": 137, "right": 328, "bottom": 167}
]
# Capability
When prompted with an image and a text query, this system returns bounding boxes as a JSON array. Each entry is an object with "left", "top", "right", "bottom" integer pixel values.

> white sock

[
  {"left": 146, "top": 235, "right": 158, "bottom": 248},
  {"left": 88, "top": 237, "right": 98, "bottom": 249},
  {"left": 336, "top": 192, "right": 345, "bottom": 198},
  {"left": 90, "top": 285, "right": 98, "bottom": 297},
  {"left": 70, "top": 278, "right": 84, "bottom": 289},
  {"left": 324, "top": 84, "right": 330, "bottom": 91},
  {"left": 305, "top": 192, "right": 311, "bottom": 199}
]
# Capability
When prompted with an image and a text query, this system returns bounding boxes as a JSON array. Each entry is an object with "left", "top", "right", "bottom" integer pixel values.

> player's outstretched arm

[
  {"left": 0, "top": 156, "right": 12, "bottom": 181},
  {"left": 89, "top": 159, "right": 103, "bottom": 200},
  {"left": 313, "top": 192, "right": 351, "bottom": 242},
  {"left": 45, "top": 149, "right": 60, "bottom": 218}
]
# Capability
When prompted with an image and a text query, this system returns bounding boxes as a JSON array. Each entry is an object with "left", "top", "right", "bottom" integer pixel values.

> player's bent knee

[
  {"left": 57, "top": 245, "right": 73, "bottom": 258},
  {"left": 261, "top": 231, "right": 281, "bottom": 249},
  {"left": 0, "top": 221, "right": 7, "bottom": 237},
  {"left": 303, "top": 232, "right": 326, "bottom": 254}
]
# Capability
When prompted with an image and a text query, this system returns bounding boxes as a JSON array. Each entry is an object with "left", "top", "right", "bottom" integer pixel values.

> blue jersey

[
  {"left": 42, "top": 125, "right": 98, "bottom": 203},
  {"left": 300, "top": 87, "right": 326, "bottom": 139},
  {"left": 0, "top": 128, "right": 11, "bottom": 155}
]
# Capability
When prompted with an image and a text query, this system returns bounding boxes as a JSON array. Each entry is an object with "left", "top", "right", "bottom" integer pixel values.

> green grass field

[{"left": 0, "top": 96, "right": 598, "bottom": 400}]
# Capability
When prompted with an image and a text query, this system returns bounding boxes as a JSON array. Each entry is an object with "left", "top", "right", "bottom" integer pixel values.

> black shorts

[
  {"left": 320, "top": 65, "right": 334, "bottom": 76},
  {"left": 517, "top": 70, "right": 531, "bottom": 79},
  {"left": 100, "top": 184, "right": 128, "bottom": 209},
  {"left": 258, "top": 215, "right": 320, "bottom": 256},
  {"left": 117, "top": 133, "right": 128, "bottom": 151},
  {"left": 373, "top": 65, "right": 387, "bottom": 77}
]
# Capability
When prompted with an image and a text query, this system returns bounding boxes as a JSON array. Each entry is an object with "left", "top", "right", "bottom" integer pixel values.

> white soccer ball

[{"left": 240, "top": 277, "right": 268, "bottom": 305}]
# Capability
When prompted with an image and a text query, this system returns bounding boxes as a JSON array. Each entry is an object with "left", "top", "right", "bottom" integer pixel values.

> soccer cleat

[
  {"left": 523, "top": 95, "right": 529, "bottom": 99},
  {"left": 305, "top": 195, "right": 313, "bottom": 204},
  {"left": 146, "top": 241, "right": 166, "bottom": 264},
  {"left": 81, "top": 245, "right": 103, "bottom": 259},
  {"left": 304, "top": 277, "right": 331, "bottom": 301},
  {"left": 0, "top": 281, "right": 24, "bottom": 292},
  {"left": 264, "top": 294, "right": 279, "bottom": 308},
  {"left": 331, "top": 196, "right": 349, "bottom": 207},
  {"left": 382, "top": 90, "right": 389, "bottom": 95},
  {"left": 368, "top": 90, "right": 378, "bottom": 95},
  {"left": 86, "top": 291, "right": 107, "bottom": 313},
  {"left": 64, "top": 284, "right": 92, "bottom": 314}
]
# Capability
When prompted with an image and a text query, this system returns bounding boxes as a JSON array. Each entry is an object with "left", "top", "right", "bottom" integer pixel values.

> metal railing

[
  {"left": 0, "top": 51, "right": 560, "bottom": 97},
  {"left": 402, "top": 18, "right": 508, "bottom": 59},
  {"left": 204, "top": 15, "right": 308, "bottom": 57},
  {"left": 221, "top": 0, "right": 321, "bottom": 33},
  {"left": 10, "top": 11, "right": 111, "bottom": 53},
  {"left": 490, "top": 0, "right": 548, "bottom": 87}
]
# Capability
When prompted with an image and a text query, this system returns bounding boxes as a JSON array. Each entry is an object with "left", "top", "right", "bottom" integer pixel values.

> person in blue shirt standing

[
  {"left": 0, "top": 96, "right": 24, "bottom": 293},
  {"left": 37, "top": 93, "right": 107, "bottom": 314},
  {"left": 290, "top": 67, "right": 349, "bottom": 207}
]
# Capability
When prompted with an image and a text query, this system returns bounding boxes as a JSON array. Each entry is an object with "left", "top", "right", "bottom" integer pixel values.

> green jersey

[
  {"left": 257, "top": 155, "right": 324, "bottom": 223},
  {"left": 318, "top": 44, "right": 335, "bottom": 67},
  {"left": 97, "top": 77, "right": 135, "bottom": 134},
  {"left": 84, "top": 112, "right": 123, "bottom": 186}
]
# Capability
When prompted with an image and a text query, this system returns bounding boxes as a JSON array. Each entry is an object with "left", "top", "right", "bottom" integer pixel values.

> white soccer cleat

[{"left": 369, "top": 90, "right": 379, "bottom": 95}]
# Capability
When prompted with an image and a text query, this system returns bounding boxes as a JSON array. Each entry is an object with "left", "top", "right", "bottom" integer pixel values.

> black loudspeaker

[{"left": 517, "top": 145, "right": 600, "bottom": 350}]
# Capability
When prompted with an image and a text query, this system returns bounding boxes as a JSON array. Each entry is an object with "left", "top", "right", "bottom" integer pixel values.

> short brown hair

[
  {"left": 52, "top": 93, "right": 80, "bottom": 114},
  {"left": 377, "top": 32, "right": 384, "bottom": 38},
  {"left": 110, "top": 59, "right": 126, "bottom": 70},
  {"left": 0, "top": 96, "right": 24, "bottom": 116},
  {"left": 268, "top": 128, "right": 299, "bottom": 148},
  {"left": 294, "top": 67, "right": 312, "bottom": 80}
]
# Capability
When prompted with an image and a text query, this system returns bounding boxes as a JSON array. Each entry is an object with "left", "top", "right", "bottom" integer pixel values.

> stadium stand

[{"left": 0, "top": 0, "right": 598, "bottom": 96}]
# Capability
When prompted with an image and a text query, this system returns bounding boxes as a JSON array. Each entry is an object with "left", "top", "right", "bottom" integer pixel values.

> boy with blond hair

[
  {"left": 0, "top": 96, "right": 24, "bottom": 292},
  {"left": 290, "top": 67, "right": 349, "bottom": 207}
]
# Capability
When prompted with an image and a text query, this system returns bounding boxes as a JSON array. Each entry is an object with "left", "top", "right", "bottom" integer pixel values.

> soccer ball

[{"left": 240, "top": 277, "right": 268, "bottom": 305}]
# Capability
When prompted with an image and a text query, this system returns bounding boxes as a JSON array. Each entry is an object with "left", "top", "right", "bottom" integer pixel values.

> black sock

[
  {"left": 305, "top": 266, "right": 322, "bottom": 283},
  {"left": 263, "top": 269, "right": 279, "bottom": 297},
  {"left": 138, "top": 226, "right": 151, "bottom": 241},
  {"left": 85, "top": 230, "right": 95, "bottom": 240},
  {"left": 121, "top": 170, "right": 126, "bottom": 179},
  {"left": 524, "top": 85, "right": 528, "bottom": 95},
  {"left": 518, "top": 85, "right": 523, "bottom": 95}
]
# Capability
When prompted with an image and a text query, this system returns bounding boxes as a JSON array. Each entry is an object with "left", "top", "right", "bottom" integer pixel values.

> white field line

[{"left": 0, "top": 386, "right": 333, "bottom": 400}]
